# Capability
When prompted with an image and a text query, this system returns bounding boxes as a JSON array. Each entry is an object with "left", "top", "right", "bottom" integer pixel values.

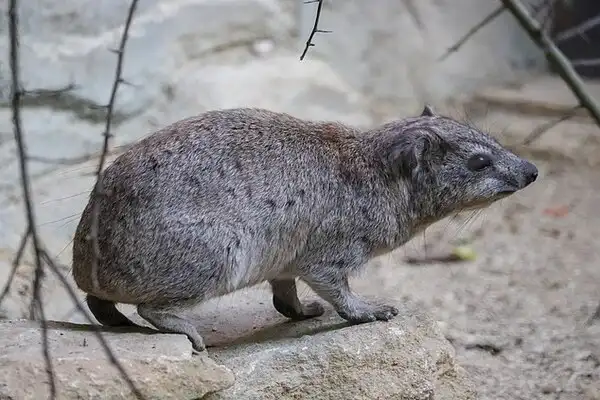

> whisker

[
  {"left": 37, "top": 213, "right": 81, "bottom": 227},
  {"left": 452, "top": 210, "right": 483, "bottom": 241},
  {"left": 54, "top": 238, "right": 74, "bottom": 260},
  {"left": 40, "top": 191, "right": 91, "bottom": 204}
]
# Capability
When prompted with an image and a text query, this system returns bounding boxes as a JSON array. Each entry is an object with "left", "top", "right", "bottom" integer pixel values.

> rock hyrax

[{"left": 72, "top": 106, "right": 538, "bottom": 351}]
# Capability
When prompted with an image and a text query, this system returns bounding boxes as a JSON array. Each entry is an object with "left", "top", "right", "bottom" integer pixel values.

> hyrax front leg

[
  {"left": 270, "top": 278, "right": 325, "bottom": 320},
  {"left": 302, "top": 270, "right": 399, "bottom": 323},
  {"left": 137, "top": 304, "right": 205, "bottom": 352}
]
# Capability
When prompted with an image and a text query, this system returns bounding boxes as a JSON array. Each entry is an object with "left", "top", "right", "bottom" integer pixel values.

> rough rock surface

[
  {"left": 129, "top": 288, "right": 475, "bottom": 400},
  {"left": 0, "top": 291, "right": 476, "bottom": 400},
  {"left": 206, "top": 306, "right": 476, "bottom": 400},
  {"left": 0, "top": 319, "right": 235, "bottom": 400}
]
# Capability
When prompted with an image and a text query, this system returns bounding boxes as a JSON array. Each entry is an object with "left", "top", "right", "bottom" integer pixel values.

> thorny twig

[
  {"left": 499, "top": 0, "right": 600, "bottom": 129},
  {"left": 299, "top": 0, "right": 331, "bottom": 61},
  {"left": 3, "top": 0, "right": 146, "bottom": 398},
  {"left": 8, "top": 0, "right": 56, "bottom": 397},
  {"left": 40, "top": 250, "right": 145, "bottom": 399},
  {"left": 88, "top": 0, "right": 139, "bottom": 292}
]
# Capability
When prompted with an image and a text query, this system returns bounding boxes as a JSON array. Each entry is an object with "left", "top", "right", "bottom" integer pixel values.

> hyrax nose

[{"left": 522, "top": 160, "right": 538, "bottom": 186}]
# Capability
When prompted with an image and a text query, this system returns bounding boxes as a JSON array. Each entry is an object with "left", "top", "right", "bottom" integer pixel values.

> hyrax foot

[
  {"left": 137, "top": 304, "right": 206, "bottom": 352},
  {"left": 270, "top": 278, "right": 325, "bottom": 320},
  {"left": 337, "top": 302, "right": 399, "bottom": 324},
  {"left": 273, "top": 296, "right": 325, "bottom": 320}
]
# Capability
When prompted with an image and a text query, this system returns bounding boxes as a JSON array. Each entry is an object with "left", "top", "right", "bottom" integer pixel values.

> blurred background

[{"left": 1, "top": 1, "right": 600, "bottom": 399}]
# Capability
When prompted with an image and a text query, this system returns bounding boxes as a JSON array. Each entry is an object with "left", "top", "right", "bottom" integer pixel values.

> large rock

[
  {"left": 209, "top": 314, "right": 475, "bottom": 399},
  {"left": 1, "top": 285, "right": 476, "bottom": 399},
  {"left": 164, "top": 287, "right": 477, "bottom": 399},
  {"left": 0, "top": 319, "right": 235, "bottom": 399}
]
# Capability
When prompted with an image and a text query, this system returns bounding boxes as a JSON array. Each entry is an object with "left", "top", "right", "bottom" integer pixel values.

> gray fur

[{"left": 72, "top": 107, "right": 538, "bottom": 351}]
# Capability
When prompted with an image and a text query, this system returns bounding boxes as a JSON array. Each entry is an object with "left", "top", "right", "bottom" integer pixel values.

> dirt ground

[{"left": 349, "top": 147, "right": 600, "bottom": 400}]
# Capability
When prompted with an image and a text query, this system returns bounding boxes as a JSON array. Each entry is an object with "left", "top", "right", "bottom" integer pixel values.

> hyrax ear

[
  {"left": 387, "top": 128, "right": 448, "bottom": 178},
  {"left": 420, "top": 104, "right": 436, "bottom": 117}
]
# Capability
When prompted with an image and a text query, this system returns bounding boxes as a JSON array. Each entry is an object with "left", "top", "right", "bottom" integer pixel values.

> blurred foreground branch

[
  {"left": 3, "top": 0, "right": 145, "bottom": 398},
  {"left": 7, "top": 0, "right": 56, "bottom": 396},
  {"left": 88, "top": 0, "right": 139, "bottom": 293}
]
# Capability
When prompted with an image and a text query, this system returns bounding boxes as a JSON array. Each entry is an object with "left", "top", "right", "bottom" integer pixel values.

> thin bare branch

[
  {"left": 438, "top": 6, "right": 506, "bottom": 61},
  {"left": 8, "top": 0, "right": 56, "bottom": 396},
  {"left": 299, "top": 0, "right": 331, "bottom": 61},
  {"left": 88, "top": 0, "right": 139, "bottom": 292},
  {"left": 500, "top": 0, "right": 600, "bottom": 128},
  {"left": 569, "top": 58, "right": 600, "bottom": 67},
  {"left": 532, "top": 0, "right": 556, "bottom": 33},
  {"left": 40, "top": 250, "right": 145, "bottom": 399},
  {"left": 33, "top": 294, "right": 56, "bottom": 400},
  {"left": 522, "top": 106, "right": 581, "bottom": 145},
  {"left": 4, "top": 1, "right": 145, "bottom": 398},
  {"left": 22, "top": 83, "right": 78, "bottom": 97},
  {"left": 554, "top": 14, "right": 600, "bottom": 44}
]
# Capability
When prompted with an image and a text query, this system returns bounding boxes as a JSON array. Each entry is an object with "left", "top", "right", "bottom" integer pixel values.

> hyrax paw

[
  {"left": 299, "top": 301, "right": 326, "bottom": 319},
  {"left": 286, "top": 301, "right": 325, "bottom": 321},
  {"left": 338, "top": 304, "right": 399, "bottom": 324},
  {"left": 189, "top": 336, "right": 206, "bottom": 353},
  {"left": 273, "top": 295, "right": 325, "bottom": 320}
]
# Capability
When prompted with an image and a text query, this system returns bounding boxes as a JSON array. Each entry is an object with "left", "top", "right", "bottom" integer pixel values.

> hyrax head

[{"left": 378, "top": 105, "right": 538, "bottom": 217}]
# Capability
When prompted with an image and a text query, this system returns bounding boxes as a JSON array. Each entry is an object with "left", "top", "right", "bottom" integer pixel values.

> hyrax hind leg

[
  {"left": 137, "top": 303, "right": 205, "bottom": 352},
  {"left": 269, "top": 278, "right": 325, "bottom": 320}
]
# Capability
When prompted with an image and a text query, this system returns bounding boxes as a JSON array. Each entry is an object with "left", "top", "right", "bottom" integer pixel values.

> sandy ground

[{"left": 351, "top": 154, "right": 600, "bottom": 400}]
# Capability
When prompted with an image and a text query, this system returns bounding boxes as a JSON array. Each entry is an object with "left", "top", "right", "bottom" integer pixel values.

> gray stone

[
  {"left": 121, "top": 286, "right": 478, "bottom": 400},
  {"left": 0, "top": 319, "right": 235, "bottom": 400},
  {"left": 195, "top": 293, "right": 477, "bottom": 400},
  {"left": 0, "top": 285, "right": 477, "bottom": 399}
]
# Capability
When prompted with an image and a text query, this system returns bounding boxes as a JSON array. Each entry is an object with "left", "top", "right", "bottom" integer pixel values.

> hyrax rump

[{"left": 72, "top": 106, "right": 538, "bottom": 351}]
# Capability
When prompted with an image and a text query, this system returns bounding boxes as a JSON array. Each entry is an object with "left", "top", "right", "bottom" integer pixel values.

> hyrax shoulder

[{"left": 72, "top": 106, "right": 538, "bottom": 352}]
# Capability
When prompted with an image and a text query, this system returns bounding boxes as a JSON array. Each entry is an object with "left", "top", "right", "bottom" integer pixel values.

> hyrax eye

[{"left": 467, "top": 154, "right": 492, "bottom": 171}]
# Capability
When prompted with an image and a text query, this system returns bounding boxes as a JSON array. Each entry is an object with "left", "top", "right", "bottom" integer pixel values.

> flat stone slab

[{"left": 0, "top": 319, "right": 235, "bottom": 400}]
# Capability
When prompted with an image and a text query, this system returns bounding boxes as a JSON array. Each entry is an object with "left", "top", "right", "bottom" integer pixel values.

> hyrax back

[{"left": 72, "top": 106, "right": 538, "bottom": 351}]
